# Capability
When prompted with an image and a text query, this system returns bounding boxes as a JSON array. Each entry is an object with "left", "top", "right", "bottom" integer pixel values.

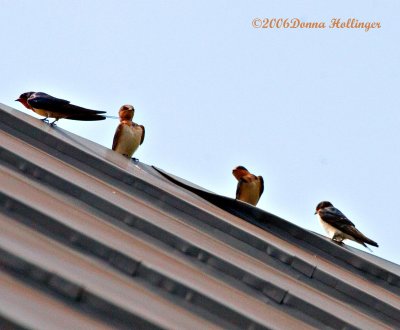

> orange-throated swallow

[
  {"left": 112, "top": 105, "right": 145, "bottom": 159},
  {"left": 16, "top": 92, "right": 106, "bottom": 125},
  {"left": 315, "top": 201, "right": 378, "bottom": 249},
  {"left": 232, "top": 166, "right": 264, "bottom": 206}
]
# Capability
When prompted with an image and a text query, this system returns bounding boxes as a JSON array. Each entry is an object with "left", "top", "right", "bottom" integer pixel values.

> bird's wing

[
  {"left": 320, "top": 207, "right": 378, "bottom": 247},
  {"left": 258, "top": 176, "right": 264, "bottom": 197},
  {"left": 235, "top": 180, "right": 243, "bottom": 199},
  {"left": 28, "top": 92, "right": 70, "bottom": 110},
  {"left": 112, "top": 123, "right": 124, "bottom": 150},
  {"left": 139, "top": 125, "right": 145, "bottom": 145},
  {"left": 28, "top": 92, "right": 105, "bottom": 115},
  {"left": 319, "top": 206, "right": 355, "bottom": 231}
]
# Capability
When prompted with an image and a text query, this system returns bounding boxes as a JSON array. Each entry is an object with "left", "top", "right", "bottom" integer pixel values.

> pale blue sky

[{"left": 1, "top": 1, "right": 399, "bottom": 264}]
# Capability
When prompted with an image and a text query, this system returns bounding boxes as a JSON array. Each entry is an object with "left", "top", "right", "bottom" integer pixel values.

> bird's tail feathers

[
  {"left": 347, "top": 226, "right": 379, "bottom": 248},
  {"left": 363, "top": 236, "right": 379, "bottom": 247},
  {"left": 64, "top": 104, "right": 106, "bottom": 115},
  {"left": 353, "top": 229, "right": 379, "bottom": 248},
  {"left": 66, "top": 114, "right": 106, "bottom": 121}
]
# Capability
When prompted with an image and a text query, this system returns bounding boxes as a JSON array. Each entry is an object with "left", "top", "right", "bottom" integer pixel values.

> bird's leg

[
  {"left": 40, "top": 117, "right": 49, "bottom": 123},
  {"left": 331, "top": 234, "right": 344, "bottom": 245},
  {"left": 50, "top": 118, "right": 59, "bottom": 126}
]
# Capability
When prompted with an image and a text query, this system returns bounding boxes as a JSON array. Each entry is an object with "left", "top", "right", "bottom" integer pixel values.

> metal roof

[{"left": 0, "top": 103, "right": 399, "bottom": 329}]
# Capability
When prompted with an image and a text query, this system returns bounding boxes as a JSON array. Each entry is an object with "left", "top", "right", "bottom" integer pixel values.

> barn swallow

[
  {"left": 112, "top": 105, "right": 145, "bottom": 159},
  {"left": 15, "top": 92, "right": 106, "bottom": 125},
  {"left": 315, "top": 201, "right": 378, "bottom": 249},
  {"left": 232, "top": 166, "right": 264, "bottom": 206}
]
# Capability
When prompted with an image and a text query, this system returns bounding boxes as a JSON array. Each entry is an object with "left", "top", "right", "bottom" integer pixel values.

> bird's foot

[
  {"left": 50, "top": 120, "right": 58, "bottom": 127},
  {"left": 41, "top": 118, "right": 49, "bottom": 123},
  {"left": 131, "top": 157, "right": 139, "bottom": 164}
]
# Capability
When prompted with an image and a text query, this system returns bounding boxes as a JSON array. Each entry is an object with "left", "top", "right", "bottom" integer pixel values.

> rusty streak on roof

[{"left": 0, "top": 102, "right": 399, "bottom": 329}]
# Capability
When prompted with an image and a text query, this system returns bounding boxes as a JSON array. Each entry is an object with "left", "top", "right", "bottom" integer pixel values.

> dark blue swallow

[{"left": 16, "top": 92, "right": 107, "bottom": 125}]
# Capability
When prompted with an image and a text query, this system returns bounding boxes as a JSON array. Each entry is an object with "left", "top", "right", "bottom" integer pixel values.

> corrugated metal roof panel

[
  {"left": 0, "top": 103, "right": 399, "bottom": 329},
  {"left": 0, "top": 212, "right": 224, "bottom": 330},
  {"left": 0, "top": 167, "right": 310, "bottom": 329},
  {"left": 0, "top": 270, "right": 113, "bottom": 330}
]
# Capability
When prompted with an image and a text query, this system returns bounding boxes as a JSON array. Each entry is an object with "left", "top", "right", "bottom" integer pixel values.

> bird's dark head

[
  {"left": 232, "top": 165, "right": 249, "bottom": 180},
  {"left": 118, "top": 104, "right": 134, "bottom": 121},
  {"left": 315, "top": 201, "right": 333, "bottom": 214},
  {"left": 15, "top": 92, "right": 35, "bottom": 109}
]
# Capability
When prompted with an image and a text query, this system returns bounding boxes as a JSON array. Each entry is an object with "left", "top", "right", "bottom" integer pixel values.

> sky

[{"left": 1, "top": 1, "right": 399, "bottom": 265}]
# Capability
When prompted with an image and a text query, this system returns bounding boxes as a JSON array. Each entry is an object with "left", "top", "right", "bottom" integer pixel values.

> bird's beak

[
  {"left": 15, "top": 98, "right": 20, "bottom": 102},
  {"left": 314, "top": 211, "right": 317, "bottom": 215}
]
